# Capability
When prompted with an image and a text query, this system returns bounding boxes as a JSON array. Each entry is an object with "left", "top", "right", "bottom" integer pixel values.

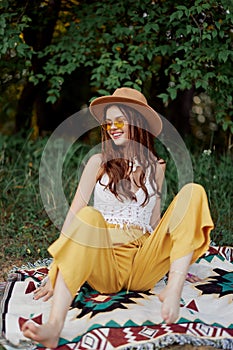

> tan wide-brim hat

[{"left": 90, "top": 87, "right": 162, "bottom": 136}]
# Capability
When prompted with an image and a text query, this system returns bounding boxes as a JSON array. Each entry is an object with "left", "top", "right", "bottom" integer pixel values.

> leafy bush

[{"left": 1, "top": 0, "right": 233, "bottom": 134}]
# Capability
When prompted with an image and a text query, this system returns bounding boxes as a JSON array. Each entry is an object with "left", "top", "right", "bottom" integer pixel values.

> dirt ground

[{"left": 0, "top": 257, "right": 24, "bottom": 281}]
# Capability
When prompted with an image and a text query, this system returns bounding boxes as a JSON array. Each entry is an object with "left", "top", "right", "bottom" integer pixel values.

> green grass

[
  {"left": 0, "top": 133, "right": 232, "bottom": 276},
  {"left": 192, "top": 150, "right": 232, "bottom": 245}
]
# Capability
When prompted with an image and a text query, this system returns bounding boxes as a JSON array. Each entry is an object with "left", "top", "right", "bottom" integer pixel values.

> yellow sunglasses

[{"left": 102, "top": 119, "right": 126, "bottom": 131}]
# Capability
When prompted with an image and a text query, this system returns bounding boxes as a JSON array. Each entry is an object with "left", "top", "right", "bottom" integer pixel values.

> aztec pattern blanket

[{"left": 0, "top": 245, "right": 233, "bottom": 350}]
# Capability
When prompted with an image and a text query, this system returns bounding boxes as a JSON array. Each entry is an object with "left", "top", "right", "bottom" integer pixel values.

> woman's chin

[
  {"left": 113, "top": 140, "right": 127, "bottom": 147},
  {"left": 112, "top": 137, "right": 129, "bottom": 147}
]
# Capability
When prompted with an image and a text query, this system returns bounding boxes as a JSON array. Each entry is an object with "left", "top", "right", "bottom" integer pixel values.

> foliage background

[{"left": 0, "top": 0, "right": 233, "bottom": 142}]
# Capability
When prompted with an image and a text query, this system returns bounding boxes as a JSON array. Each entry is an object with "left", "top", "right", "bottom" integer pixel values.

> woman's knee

[
  {"left": 171, "top": 183, "right": 207, "bottom": 221},
  {"left": 179, "top": 183, "right": 206, "bottom": 200}
]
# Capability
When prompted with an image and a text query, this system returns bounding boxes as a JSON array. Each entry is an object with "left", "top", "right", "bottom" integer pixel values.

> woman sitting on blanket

[{"left": 22, "top": 87, "right": 214, "bottom": 348}]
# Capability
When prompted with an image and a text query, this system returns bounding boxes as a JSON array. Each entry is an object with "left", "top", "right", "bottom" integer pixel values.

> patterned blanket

[{"left": 1, "top": 245, "right": 233, "bottom": 350}]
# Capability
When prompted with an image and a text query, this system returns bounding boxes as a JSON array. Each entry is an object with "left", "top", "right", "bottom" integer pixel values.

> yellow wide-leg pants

[{"left": 48, "top": 183, "right": 214, "bottom": 297}]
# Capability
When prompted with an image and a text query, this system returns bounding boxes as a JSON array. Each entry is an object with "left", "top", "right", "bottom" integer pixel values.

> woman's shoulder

[
  {"left": 85, "top": 153, "right": 102, "bottom": 170},
  {"left": 88, "top": 153, "right": 102, "bottom": 163}
]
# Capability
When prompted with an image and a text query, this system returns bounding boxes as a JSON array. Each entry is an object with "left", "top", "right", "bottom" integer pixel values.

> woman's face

[{"left": 104, "top": 106, "right": 129, "bottom": 146}]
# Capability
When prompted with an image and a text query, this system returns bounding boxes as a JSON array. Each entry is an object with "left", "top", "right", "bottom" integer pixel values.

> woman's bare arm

[{"left": 61, "top": 153, "right": 102, "bottom": 233}]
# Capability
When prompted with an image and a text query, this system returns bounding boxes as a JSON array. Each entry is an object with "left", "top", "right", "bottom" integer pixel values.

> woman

[{"left": 22, "top": 87, "right": 214, "bottom": 348}]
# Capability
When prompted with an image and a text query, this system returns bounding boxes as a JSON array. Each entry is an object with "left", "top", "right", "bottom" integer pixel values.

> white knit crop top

[{"left": 93, "top": 173, "right": 157, "bottom": 233}]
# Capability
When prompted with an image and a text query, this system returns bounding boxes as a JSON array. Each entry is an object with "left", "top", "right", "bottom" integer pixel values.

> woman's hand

[
  {"left": 186, "top": 273, "right": 202, "bottom": 283},
  {"left": 34, "top": 277, "right": 53, "bottom": 301}
]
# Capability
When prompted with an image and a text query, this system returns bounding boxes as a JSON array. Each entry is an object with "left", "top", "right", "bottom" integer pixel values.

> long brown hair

[{"left": 97, "top": 103, "right": 161, "bottom": 206}]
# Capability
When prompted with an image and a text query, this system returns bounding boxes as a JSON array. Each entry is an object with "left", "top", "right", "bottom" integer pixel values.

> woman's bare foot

[
  {"left": 159, "top": 285, "right": 181, "bottom": 324},
  {"left": 22, "top": 320, "right": 60, "bottom": 349}
]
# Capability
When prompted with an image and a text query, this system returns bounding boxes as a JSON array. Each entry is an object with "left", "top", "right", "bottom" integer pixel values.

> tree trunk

[
  {"left": 15, "top": 0, "right": 61, "bottom": 133},
  {"left": 167, "top": 87, "right": 195, "bottom": 137},
  {"left": 15, "top": 82, "right": 38, "bottom": 132}
]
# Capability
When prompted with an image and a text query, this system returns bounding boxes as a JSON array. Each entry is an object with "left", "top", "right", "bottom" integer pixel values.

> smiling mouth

[{"left": 111, "top": 131, "right": 123, "bottom": 139}]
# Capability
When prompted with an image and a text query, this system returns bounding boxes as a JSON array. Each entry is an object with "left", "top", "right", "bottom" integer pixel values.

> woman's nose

[{"left": 110, "top": 122, "right": 117, "bottom": 129}]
